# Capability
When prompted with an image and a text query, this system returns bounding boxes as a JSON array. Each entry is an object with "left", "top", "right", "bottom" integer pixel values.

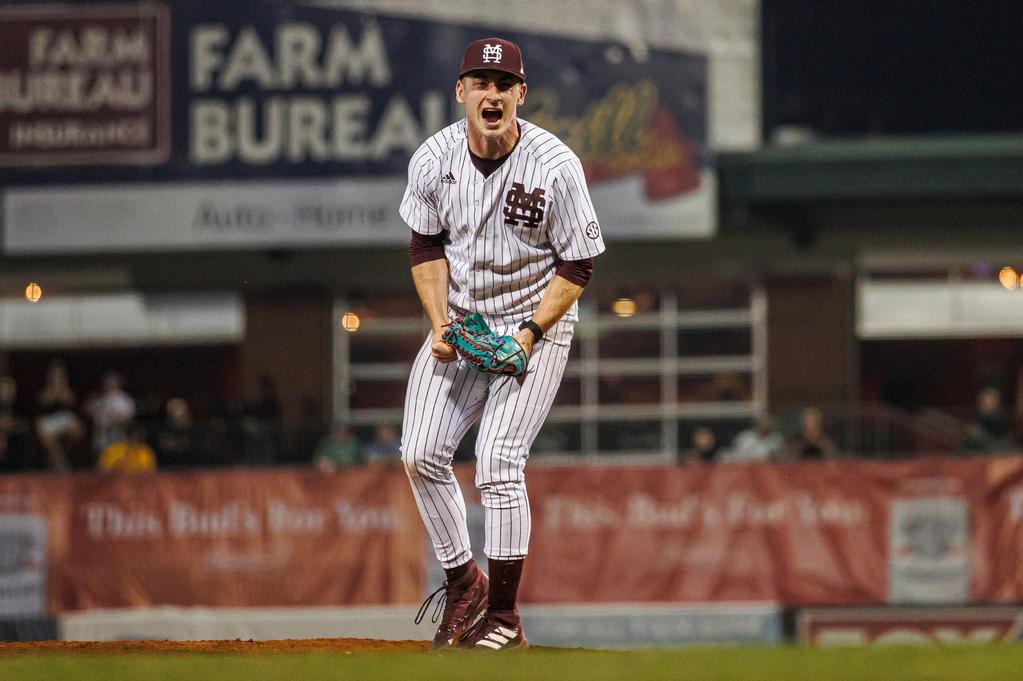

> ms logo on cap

[
  {"left": 459, "top": 37, "right": 525, "bottom": 81},
  {"left": 482, "top": 43, "right": 503, "bottom": 63}
]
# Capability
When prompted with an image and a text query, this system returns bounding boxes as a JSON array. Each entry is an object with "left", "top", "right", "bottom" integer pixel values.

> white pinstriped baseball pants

[{"left": 400, "top": 329, "right": 571, "bottom": 568}]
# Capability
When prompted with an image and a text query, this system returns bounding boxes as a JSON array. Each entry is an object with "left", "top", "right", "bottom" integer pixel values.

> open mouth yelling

[{"left": 481, "top": 108, "right": 503, "bottom": 126}]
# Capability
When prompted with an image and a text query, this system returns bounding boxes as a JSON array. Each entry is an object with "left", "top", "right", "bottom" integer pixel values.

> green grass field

[{"left": 3, "top": 646, "right": 1022, "bottom": 681}]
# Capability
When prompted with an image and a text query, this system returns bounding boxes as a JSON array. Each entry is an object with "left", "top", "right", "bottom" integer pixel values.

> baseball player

[{"left": 399, "top": 37, "right": 605, "bottom": 652}]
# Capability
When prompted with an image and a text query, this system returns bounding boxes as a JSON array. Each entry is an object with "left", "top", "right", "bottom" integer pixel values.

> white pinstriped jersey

[{"left": 399, "top": 118, "right": 605, "bottom": 335}]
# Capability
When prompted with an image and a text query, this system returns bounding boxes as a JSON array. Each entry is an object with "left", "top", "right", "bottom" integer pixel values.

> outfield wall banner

[
  {"left": 522, "top": 456, "right": 1023, "bottom": 606},
  {"left": 0, "top": 514, "right": 48, "bottom": 618},
  {"left": 0, "top": 467, "right": 424, "bottom": 612},
  {"left": 797, "top": 606, "right": 1023, "bottom": 646},
  {"left": 1, "top": 456, "right": 1022, "bottom": 612},
  {"left": 888, "top": 497, "right": 969, "bottom": 604},
  {"left": 1, "top": 0, "right": 712, "bottom": 253},
  {"left": 0, "top": 480, "right": 69, "bottom": 618}
]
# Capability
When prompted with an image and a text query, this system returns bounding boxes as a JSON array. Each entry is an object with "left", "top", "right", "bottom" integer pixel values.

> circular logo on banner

[{"left": 585, "top": 221, "right": 600, "bottom": 239}]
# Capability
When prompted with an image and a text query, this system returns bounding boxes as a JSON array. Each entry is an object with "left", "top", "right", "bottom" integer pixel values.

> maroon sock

[
  {"left": 444, "top": 559, "right": 475, "bottom": 586},
  {"left": 488, "top": 557, "right": 524, "bottom": 621}
]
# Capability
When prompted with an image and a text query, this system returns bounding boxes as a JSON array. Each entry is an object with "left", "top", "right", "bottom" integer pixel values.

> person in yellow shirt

[{"left": 98, "top": 425, "right": 156, "bottom": 473}]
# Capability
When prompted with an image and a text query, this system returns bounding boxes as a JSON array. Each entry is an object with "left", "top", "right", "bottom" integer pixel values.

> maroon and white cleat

[
  {"left": 416, "top": 565, "right": 489, "bottom": 652},
  {"left": 463, "top": 612, "right": 529, "bottom": 652}
]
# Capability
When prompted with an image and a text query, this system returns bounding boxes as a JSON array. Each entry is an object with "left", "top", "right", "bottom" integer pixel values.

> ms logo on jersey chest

[{"left": 504, "top": 182, "right": 546, "bottom": 229}]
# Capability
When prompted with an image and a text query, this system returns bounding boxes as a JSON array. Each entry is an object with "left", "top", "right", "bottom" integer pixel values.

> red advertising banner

[
  {"left": 1, "top": 455, "right": 1022, "bottom": 613},
  {"left": 521, "top": 456, "right": 1023, "bottom": 606},
  {"left": 0, "top": 2, "right": 171, "bottom": 166},
  {"left": 1, "top": 467, "right": 424, "bottom": 613}
]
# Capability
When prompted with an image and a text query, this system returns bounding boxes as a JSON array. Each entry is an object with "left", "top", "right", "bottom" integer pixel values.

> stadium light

[
  {"left": 612, "top": 298, "right": 636, "bottom": 317},
  {"left": 340, "top": 311, "right": 361, "bottom": 333},
  {"left": 998, "top": 267, "right": 1018, "bottom": 290},
  {"left": 24, "top": 282, "right": 42, "bottom": 303}
]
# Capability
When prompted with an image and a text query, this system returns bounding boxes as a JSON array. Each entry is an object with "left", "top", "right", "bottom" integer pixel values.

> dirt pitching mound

[{"left": 0, "top": 638, "right": 428, "bottom": 655}]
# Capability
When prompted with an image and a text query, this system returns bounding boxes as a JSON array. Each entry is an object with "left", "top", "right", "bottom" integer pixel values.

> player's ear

[
  {"left": 516, "top": 82, "right": 527, "bottom": 105},
  {"left": 455, "top": 78, "right": 466, "bottom": 104}
]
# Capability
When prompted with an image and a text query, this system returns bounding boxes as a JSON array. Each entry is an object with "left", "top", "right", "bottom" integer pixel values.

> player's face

[{"left": 456, "top": 70, "right": 526, "bottom": 139}]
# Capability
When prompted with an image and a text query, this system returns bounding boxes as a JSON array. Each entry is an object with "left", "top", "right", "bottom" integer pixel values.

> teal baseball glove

[{"left": 442, "top": 313, "right": 529, "bottom": 377}]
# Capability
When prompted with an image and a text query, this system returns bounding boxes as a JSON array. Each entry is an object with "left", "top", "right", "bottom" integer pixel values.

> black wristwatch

[{"left": 518, "top": 320, "right": 543, "bottom": 343}]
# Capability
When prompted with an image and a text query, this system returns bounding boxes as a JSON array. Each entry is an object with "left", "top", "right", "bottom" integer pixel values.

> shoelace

[{"left": 414, "top": 583, "right": 447, "bottom": 625}]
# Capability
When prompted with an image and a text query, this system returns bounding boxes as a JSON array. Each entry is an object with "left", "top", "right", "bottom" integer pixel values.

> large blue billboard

[{"left": 1, "top": 0, "right": 713, "bottom": 251}]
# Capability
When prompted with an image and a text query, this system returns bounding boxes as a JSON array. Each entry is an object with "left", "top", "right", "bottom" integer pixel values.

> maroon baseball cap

[{"left": 458, "top": 38, "right": 526, "bottom": 82}]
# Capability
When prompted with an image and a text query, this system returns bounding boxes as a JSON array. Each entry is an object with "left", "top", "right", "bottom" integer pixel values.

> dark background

[{"left": 761, "top": 1, "right": 1022, "bottom": 136}]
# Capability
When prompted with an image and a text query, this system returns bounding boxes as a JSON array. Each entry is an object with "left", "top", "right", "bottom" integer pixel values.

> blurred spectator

[
  {"left": 679, "top": 426, "right": 720, "bottom": 465},
  {"left": 246, "top": 374, "right": 282, "bottom": 421},
  {"left": 0, "top": 376, "right": 31, "bottom": 471},
  {"left": 789, "top": 407, "right": 837, "bottom": 460},
  {"left": 363, "top": 424, "right": 401, "bottom": 466},
  {"left": 98, "top": 424, "right": 156, "bottom": 474},
  {"left": 290, "top": 395, "right": 328, "bottom": 465},
  {"left": 157, "top": 398, "right": 198, "bottom": 467},
  {"left": 35, "top": 359, "right": 84, "bottom": 471},
  {"left": 86, "top": 371, "right": 137, "bottom": 455},
  {"left": 240, "top": 374, "right": 282, "bottom": 464},
  {"left": 721, "top": 414, "right": 786, "bottom": 463},
  {"left": 314, "top": 424, "right": 362, "bottom": 471},
  {"left": 135, "top": 391, "right": 166, "bottom": 435},
  {"left": 963, "top": 387, "right": 1015, "bottom": 453}
]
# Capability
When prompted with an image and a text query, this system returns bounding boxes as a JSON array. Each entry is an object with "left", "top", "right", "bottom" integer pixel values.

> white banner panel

[
  {"left": 3, "top": 172, "right": 715, "bottom": 253},
  {"left": 0, "top": 292, "right": 244, "bottom": 347},
  {"left": 858, "top": 280, "right": 1023, "bottom": 338},
  {"left": 0, "top": 515, "right": 47, "bottom": 618},
  {"left": 3, "top": 180, "right": 408, "bottom": 252},
  {"left": 888, "top": 497, "right": 969, "bottom": 604}
]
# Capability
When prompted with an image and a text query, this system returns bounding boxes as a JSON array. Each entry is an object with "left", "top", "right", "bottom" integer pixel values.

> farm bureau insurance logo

[{"left": 0, "top": 3, "right": 171, "bottom": 167}]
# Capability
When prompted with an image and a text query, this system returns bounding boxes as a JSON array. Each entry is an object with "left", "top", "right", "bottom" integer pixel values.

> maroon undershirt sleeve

[
  {"left": 555, "top": 258, "right": 594, "bottom": 287},
  {"left": 411, "top": 230, "right": 591, "bottom": 286},
  {"left": 409, "top": 230, "right": 447, "bottom": 266}
]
